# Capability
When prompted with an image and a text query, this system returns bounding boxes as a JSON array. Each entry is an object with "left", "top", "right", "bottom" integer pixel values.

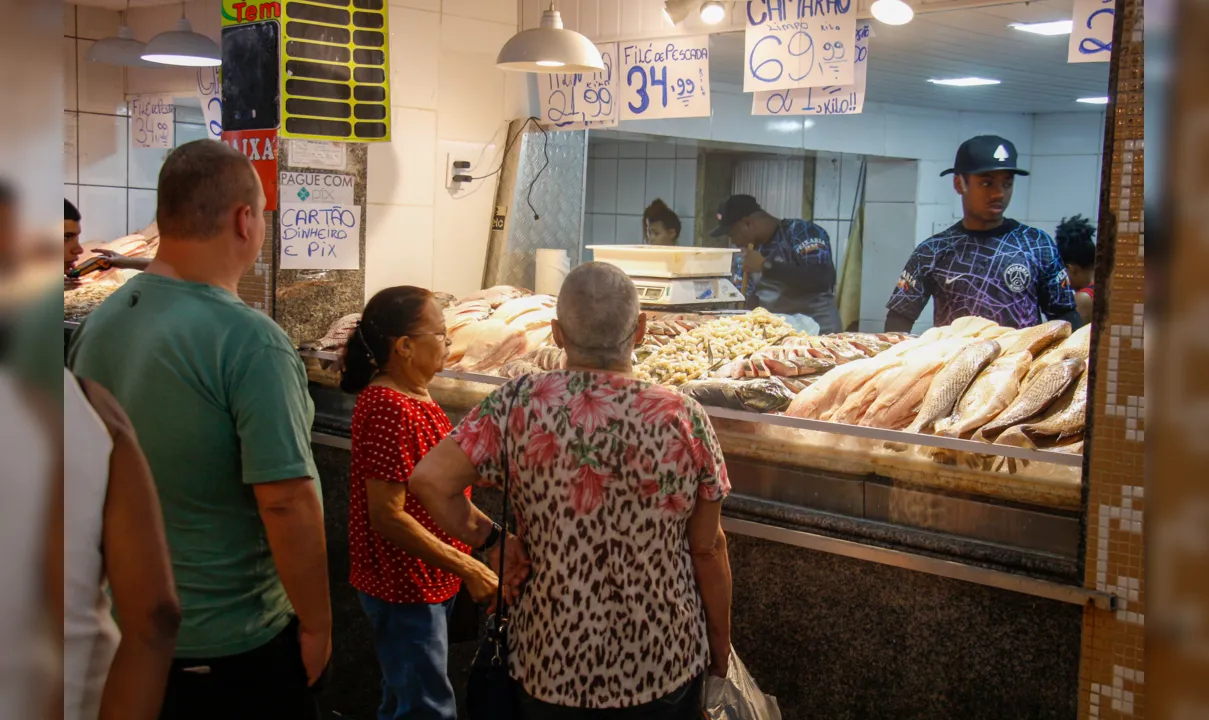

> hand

[
  {"left": 297, "top": 624, "right": 332, "bottom": 687},
  {"left": 740, "top": 247, "right": 766, "bottom": 274},
  {"left": 463, "top": 564, "right": 500, "bottom": 604},
  {"left": 486, "top": 534, "right": 532, "bottom": 607},
  {"left": 93, "top": 248, "right": 140, "bottom": 269},
  {"left": 708, "top": 659, "right": 729, "bottom": 679}
]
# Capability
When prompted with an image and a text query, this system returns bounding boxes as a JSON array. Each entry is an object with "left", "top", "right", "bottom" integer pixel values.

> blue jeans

[{"left": 358, "top": 591, "right": 457, "bottom": 720}]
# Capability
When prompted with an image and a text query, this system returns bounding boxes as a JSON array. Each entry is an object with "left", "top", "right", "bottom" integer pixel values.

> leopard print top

[{"left": 451, "top": 370, "right": 730, "bottom": 709}]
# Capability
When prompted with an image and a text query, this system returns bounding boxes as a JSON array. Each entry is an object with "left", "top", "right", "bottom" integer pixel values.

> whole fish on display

[
  {"left": 995, "top": 371, "right": 1089, "bottom": 448},
  {"left": 997, "top": 319, "right": 1072, "bottom": 357},
  {"left": 1020, "top": 324, "right": 1091, "bottom": 392},
  {"left": 899, "top": 339, "right": 1002, "bottom": 437},
  {"left": 975, "top": 357, "right": 1085, "bottom": 442},
  {"left": 679, "top": 378, "right": 796, "bottom": 414},
  {"left": 933, "top": 351, "right": 1032, "bottom": 439}
]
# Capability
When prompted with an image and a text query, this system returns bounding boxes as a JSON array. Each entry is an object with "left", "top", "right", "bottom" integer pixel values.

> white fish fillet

[{"left": 933, "top": 351, "right": 1032, "bottom": 438}]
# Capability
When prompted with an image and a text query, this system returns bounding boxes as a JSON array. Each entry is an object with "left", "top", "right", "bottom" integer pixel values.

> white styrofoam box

[
  {"left": 593, "top": 142, "right": 620, "bottom": 159},
  {"left": 64, "top": 4, "right": 76, "bottom": 36},
  {"left": 77, "top": 40, "right": 127, "bottom": 116},
  {"left": 839, "top": 153, "right": 863, "bottom": 221},
  {"left": 444, "top": 0, "right": 517, "bottom": 25},
  {"left": 75, "top": 5, "right": 119, "bottom": 41},
  {"left": 645, "top": 159, "right": 675, "bottom": 210},
  {"left": 128, "top": 143, "right": 169, "bottom": 190},
  {"left": 389, "top": 6, "right": 439, "bottom": 110},
  {"left": 957, "top": 111, "right": 1033, "bottom": 156},
  {"left": 679, "top": 217, "right": 696, "bottom": 246},
  {"left": 77, "top": 185, "right": 128, "bottom": 243},
  {"left": 859, "top": 201, "right": 917, "bottom": 327},
  {"left": 78, "top": 113, "right": 128, "bottom": 187},
  {"left": 1032, "top": 112, "right": 1104, "bottom": 157},
  {"left": 617, "top": 214, "right": 644, "bottom": 245},
  {"left": 711, "top": 92, "right": 803, "bottom": 150},
  {"left": 437, "top": 15, "right": 512, "bottom": 142},
  {"left": 1027, "top": 153, "right": 1100, "bottom": 224},
  {"left": 64, "top": 113, "right": 79, "bottom": 185},
  {"left": 365, "top": 204, "right": 435, "bottom": 300},
  {"left": 865, "top": 159, "right": 918, "bottom": 204},
  {"left": 615, "top": 159, "right": 647, "bottom": 214},
  {"left": 389, "top": 0, "right": 440, "bottom": 12},
  {"left": 128, "top": 189, "right": 157, "bottom": 234},
  {"left": 368, "top": 107, "right": 437, "bottom": 206},
  {"left": 589, "top": 158, "right": 618, "bottom": 214},
  {"left": 813, "top": 153, "right": 842, "bottom": 220},
  {"left": 64, "top": 184, "right": 78, "bottom": 206},
  {"left": 175, "top": 122, "right": 208, "bottom": 147},
  {"left": 646, "top": 141, "right": 677, "bottom": 159},
  {"left": 617, "top": 141, "right": 646, "bottom": 159},
  {"left": 587, "top": 244, "right": 739, "bottom": 278},
  {"left": 63, "top": 38, "right": 77, "bottom": 113},
  {"left": 673, "top": 158, "right": 696, "bottom": 217},
  {"left": 883, "top": 106, "right": 960, "bottom": 162},
  {"left": 676, "top": 141, "right": 698, "bottom": 158},
  {"left": 591, "top": 213, "right": 617, "bottom": 246}
]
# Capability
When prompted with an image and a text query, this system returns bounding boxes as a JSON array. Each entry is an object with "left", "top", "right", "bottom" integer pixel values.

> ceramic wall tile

[
  {"left": 63, "top": 38, "right": 77, "bottom": 112},
  {"left": 78, "top": 185, "right": 128, "bottom": 243},
  {"left": 391, "top": 0, "right": 441, "bottom": 12},
  {"left": 128, "top": 188, "right": 158, "bottom": 233},
  {"left": 1028, "top": 153, "right": 1100, "bottom": 224},
  {"left": 78, "top": 113, "right": 128, "bottom": 187},
  {"left": 865, "top": 158, "right": 918, "bottom": 204},
  {"left": 673, "top": 158, "right": 696, "bottom": 217},
  {"left": 591, "top": 213, "right": 617, "bottom": 246},
  {"left": 128, "top": 143, "right": 169, "bottom": 190},
  {"left": 64, "top": 4, "right": 76, "bottom": 37},
  {"left": 367, "top": 107, "right": 438, "bottom": 206},
  {"left": 389, "top": 6, "right": 440, "bottom": 110},
  {"left": 589, "top": 158, "right": 617, "bottom": 213},
  {"left": 365, "top": 204, "right": 435, "bottom": 298},
  {"left": 437, "top": 15, "right": 513, "bottom": 143},
  {"left": 1032, "top": 112, "right": 1105, "bottom": 157},
  {"left": 77, "top": 40, "right": 128, "bottom": 115},
  {"left": 76, "top": 5, "right": 119, "bottom": 41},
  {"left": 645, "top": 159, "right": 675, "bottom": 210},
  {"left": 615, "top": 159, "right": 646, "bottom": 214},
  {"left": 444, "top": 0, "right": 517, "bottom": 26}
]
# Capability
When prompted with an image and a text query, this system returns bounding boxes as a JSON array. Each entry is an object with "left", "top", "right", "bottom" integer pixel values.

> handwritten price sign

[
  {"left": 196, "top": 68, "right": 222, "bottom": 140},
  {"left": 620, "top": 37, "right": 711, "bottom": 121},
  {"left": 279, "top": 203, "right": 361, "bottom": 270},
  {"left": 540, "top": 43, "right": 619, "bottom": 131},
  {"left": 130, "top": 94, "right": 175, "bottom": 149},
  {"left": 744, "top": 0, "right": 856, "bottom": 92},
  {"left": 1068, "top": 0, "right": 1113, "bottom": 63},
  {"left": 753, "top": 21, "right": 869, "bottom": 116}
]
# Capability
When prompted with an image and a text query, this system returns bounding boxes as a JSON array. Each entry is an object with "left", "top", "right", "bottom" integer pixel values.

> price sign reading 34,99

[{"left": 620, "top": 37, "right": 711, "bottom": 121}]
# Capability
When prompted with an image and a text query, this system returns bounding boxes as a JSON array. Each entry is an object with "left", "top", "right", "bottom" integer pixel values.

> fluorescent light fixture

[
  {"left": 700, "top": 1, "right": 727, "bottom": 24},
  {"left": 1010, "top": 20, "right": 1073, "bottom": 35},
  {"left": 497, "top": 5, "right": 605, "bottom": 73},
  {"left": 871, "top": 0, "right": 914, "bottom": 25},
  {"left": 928, "top": 77, "right": 1002, "bottom": 87},
  {"left": 1077, "top": 96, "right": 1110, "bottom": 104},
  {"left": 142, "top": 15, "right": 221, "bottom": 67}
]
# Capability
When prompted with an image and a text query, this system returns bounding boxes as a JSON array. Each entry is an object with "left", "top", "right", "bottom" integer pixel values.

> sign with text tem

[
  {"left": 541, "top": 43, "right": 619, "bottom": 130},
  {"left": 744, "top": 0, "right": 856, "bottom": 92},
  {"left": 280, "top": 203, "right": 361, "bottom": 270},
  {"left": 753, "top": 21, "right": 869, "bottom": 116},
  {"left": 1068, "top": 0, "right": 1113, "bottom": 63},
  {"left": 620, "top": 37, "right": 711, "bottom": 120}
]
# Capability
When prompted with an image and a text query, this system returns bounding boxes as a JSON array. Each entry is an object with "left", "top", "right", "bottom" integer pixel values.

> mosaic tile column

[{"left": 1079, "top": 0, "right": 1146, "bottom": 716}]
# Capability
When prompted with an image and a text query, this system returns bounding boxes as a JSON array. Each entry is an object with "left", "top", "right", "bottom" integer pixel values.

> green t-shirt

[{"left": 68, "top": 273, "right": 320, "bottom": 658}]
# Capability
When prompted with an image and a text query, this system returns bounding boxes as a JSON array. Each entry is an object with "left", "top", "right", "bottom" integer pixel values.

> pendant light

[
  {"left": 870, "top": 0, "right": 914, "bottom": 25},
  {"left": 86, "top": 2, "right": 155, "bottom": 68},
  {"left": 142, "top": 2, "right": 221, "bottom": 67},
  {"left": 496, "top": 2, "right": 604, "bottom": 73}
]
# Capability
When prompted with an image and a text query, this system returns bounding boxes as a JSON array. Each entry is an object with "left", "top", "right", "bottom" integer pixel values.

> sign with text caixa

[{"left": 221, "top": 129, "right": 279, "bottom": 212}]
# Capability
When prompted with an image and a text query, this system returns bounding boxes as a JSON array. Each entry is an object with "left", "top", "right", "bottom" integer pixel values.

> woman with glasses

[{"left": 340, "top": 286, "right": 500, "bottom": 720}]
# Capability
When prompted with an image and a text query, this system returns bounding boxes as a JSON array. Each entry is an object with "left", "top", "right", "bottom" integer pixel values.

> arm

[
  {"left": 1075, "top": 292, "right": 1093, "bottom": 325},
  {"left": 885, "top": 245, "right": 932, "bottom": 331},
  {"left": 689, "top": 498, "right": 732, "bottom": 678},
  {"left": 1053, "top": 308, "right": 1085, "bottom": 331},
  {"left": 366, "top": 479, "right": 498, "bottom": 602},
  {"left": 884, "top": 310, "right": 915, "bottom": 333},
  {"left": 93, "top": 248, "right": 153, "bottom": 270},
  {"left": 1038, "top": 234, "right": 1081, "bottom": 326},
  {"left": 82, "top": 380, "right": 180, "bottom": 720}
]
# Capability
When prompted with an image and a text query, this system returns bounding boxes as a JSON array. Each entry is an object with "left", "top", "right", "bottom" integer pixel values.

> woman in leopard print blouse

[{"left": 410, "top": 263, "right": 733, "bottom": 718}]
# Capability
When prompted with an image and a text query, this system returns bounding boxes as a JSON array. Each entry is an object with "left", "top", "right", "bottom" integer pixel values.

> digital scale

[{"left": 586, "top": 245, "right": 746, "bottom": 311}]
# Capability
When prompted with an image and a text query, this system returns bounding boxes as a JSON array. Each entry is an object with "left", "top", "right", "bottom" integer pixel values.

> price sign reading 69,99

[{"left": 620, "top": 37, "right": 711, "bottom": 121}]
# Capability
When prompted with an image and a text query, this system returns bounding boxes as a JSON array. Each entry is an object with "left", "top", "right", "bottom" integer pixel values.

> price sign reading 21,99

[{"left": 620, "top": 37, "right": 711, "bottom": 121}]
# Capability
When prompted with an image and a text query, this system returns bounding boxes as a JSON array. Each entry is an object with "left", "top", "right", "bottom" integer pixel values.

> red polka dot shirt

[{"left": 349, "top": 385, "right": 471, "bottom": 604}]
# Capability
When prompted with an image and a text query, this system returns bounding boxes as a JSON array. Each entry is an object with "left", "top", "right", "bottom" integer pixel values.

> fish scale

[
  {"left": 976, "top": 357, "right": 1086, "bottom": 442},
  {"left": 903, "top": 339, "right": 1002, "bottom": 436}
]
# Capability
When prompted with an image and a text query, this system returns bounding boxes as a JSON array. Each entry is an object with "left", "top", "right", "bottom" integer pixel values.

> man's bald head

[
  {"left": 555, "top": 262, "right": 643, "bottom": 369},
  {"left": 157, "top": 140, "right": 261, "bottom": 240}
]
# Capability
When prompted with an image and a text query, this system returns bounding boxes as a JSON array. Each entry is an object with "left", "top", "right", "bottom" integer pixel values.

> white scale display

[{"left": 586, "top": 245, "right": 744, "bottom": 309}]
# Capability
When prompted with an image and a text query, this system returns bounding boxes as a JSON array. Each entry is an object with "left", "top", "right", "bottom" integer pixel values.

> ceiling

[{"left": 709, "top": 0, "right": 1111, "bottom": 113}]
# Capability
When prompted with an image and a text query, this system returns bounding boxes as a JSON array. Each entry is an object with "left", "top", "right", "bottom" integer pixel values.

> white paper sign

[
  {"left": 196, "top": 68, "right": 222, "bottom": 140},
  {"left": 620, "top": 37, "right": 711, "bottom": 120},
  {"left": 540, "top": 43, "right": 619, "bottom": 130},
  {"left": 130, "top": 94, "right": 174, "bottom": 149},
  {"left": 279, "top": 203, "right": 361, "bottom": 270},
  {"left": 280, "top": 172, "right": 356, "bottom": 205},
  {"left": 1068, "top": 0, "right": 1114, "bottom": 63},
  {"left": 288, "top": 139, "right": 347, "bottom": 171},
  {"left": 744, "top": 0, "right": 856, "bottom": 92},
  {"left": 752, "top": 21, "right": 869, "bottom": 116}
]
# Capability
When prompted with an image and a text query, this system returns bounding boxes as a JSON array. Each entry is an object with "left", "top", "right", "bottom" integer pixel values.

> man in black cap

[
  {"left": 711, "top": 194, "right": 841, "bottom": 333},
  {"left": 885, "top": 135, "right": 1081, "bottom": 332}
]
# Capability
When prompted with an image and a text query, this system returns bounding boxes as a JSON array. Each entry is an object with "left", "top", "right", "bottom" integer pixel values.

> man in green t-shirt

[{"left": 68, "top": 140, "right": 331, "bottom": 720}]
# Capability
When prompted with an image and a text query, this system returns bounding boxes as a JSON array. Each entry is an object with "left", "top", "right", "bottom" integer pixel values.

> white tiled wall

[
  {"left": 582, "top": 139, "right": 698, "bottom": 251},
  {"left": 365, "top": 0, "right": 530, "bottom": 301}
]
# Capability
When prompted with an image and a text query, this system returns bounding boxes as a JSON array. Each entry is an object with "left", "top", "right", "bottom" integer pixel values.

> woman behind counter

[
  {"left": 340, "top": 286, "right": 500, "bottom": 720},
  {"left": 410, "top": 263, "right": 733, "bottom": 719},
  {"left": 643, "top": 198, "right": 681, "bottom": 246}
]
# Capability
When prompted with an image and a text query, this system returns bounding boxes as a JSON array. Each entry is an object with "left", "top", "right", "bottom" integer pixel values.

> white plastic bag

[{"left": 703, "top": 647, "right": 781, "bottom": 720}]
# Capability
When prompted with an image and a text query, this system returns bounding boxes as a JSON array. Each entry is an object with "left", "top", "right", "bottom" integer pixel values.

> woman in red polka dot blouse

[{"left": 341, "top": 286, "right": 501, "bottom": 720}]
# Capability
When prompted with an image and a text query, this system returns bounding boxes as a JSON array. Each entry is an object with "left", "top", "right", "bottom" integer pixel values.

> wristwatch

[{"left": 476, "top": 522, "right": 503, "bottom": 553}]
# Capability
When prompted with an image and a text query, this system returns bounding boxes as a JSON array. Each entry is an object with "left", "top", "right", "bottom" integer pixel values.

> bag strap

[{"left": 493, "top": 383, "right": 518, "bottom": 629}]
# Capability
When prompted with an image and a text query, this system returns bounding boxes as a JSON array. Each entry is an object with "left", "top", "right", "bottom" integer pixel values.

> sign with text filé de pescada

[
  {"left": 130, "top": 94, "right": 174, "bottom": 148},
  {"left": 1068, "top": 0, "right": 1113, "bottom": 63},
  {"left": 540, "top": 43, "right": 620, "bottom": 130},
  {"left": 744, "top": 0, "right": 857, "bottom": 93},
  {"left": 752, "top": 20, "right": 870, "bottom": 115},
  {"left": 279, "top": 203, "right": 361, "bottom": 270},
  {"left": 620, "top": 37, "right": 711, "bottom": 120}
]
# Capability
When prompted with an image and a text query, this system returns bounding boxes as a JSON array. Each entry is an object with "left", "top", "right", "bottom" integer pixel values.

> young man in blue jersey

[{"left": 885, "top": 135, "right": 1083, "bottom": 332}]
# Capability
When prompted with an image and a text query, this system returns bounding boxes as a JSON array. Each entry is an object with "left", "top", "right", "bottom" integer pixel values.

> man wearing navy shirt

[
  {"left": 885, "top": 135, "right": 1082, "bottom": 332},
  {"left": 712, "top": 194, "right": 841, "bottom": 333}
]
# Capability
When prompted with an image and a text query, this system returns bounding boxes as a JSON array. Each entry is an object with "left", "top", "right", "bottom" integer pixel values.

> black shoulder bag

[{"left": 466, "top": 393, "right": 521, "bottom": 719}]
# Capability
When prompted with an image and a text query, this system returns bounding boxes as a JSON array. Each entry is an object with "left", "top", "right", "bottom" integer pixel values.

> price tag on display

[
  {"left": 130, "top": 94, "right": 175, "bottom": 149},
  {"left": 620, "top": 37, "right": 711, "bottom": 120},
  {"left": 540, "top": 43, "right": 619, "bottom": 130},
  {"left": 1068, "top": 0, "right": 1113, "bottom": 63},
  {"left": 279, "top": 203, "right": 361, "bottom": 270},
  {"left": 743, "top": 0, "right": 856, "bottom": 92},
  {"left": 752, "top": 21, "right": 870, "bottom": 116},
  {"left": 196, "top": 68, "right": 223, "bottom": 140}
]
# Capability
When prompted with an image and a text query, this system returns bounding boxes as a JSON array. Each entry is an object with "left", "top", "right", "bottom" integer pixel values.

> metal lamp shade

[
  {"left": 141, "top": 17, "right": 221, "bottom": 67},
  {"left": 495, "top": 9, "right": 604, "bottom": 73},
  {"left": 86, "top": 26, "right": 157, "bottom": 68}
]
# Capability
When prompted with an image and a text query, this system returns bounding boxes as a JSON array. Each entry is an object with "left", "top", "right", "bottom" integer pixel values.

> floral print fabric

[{"left": 450, "top": 371, "right": 730, "bottom": 708}]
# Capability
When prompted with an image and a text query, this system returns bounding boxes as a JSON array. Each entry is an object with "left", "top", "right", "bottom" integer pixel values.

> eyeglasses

[{"left": 411, "top": 331, "right": 452, "bottom": 348}]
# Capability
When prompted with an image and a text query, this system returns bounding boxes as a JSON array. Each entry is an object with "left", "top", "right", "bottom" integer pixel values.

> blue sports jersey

[
  {"left": 730, "top": 218, "right": 835, "bottom": 296},
  {"left": 886, "top": 219, "right": 1076, "bottom": 329}
]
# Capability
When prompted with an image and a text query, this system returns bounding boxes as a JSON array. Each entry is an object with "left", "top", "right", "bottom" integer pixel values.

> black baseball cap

[
  {"left": 710, "top": 194, "right": 762, "bottom": 237},
  {"left": 940, "top": 135, "right": 1030, "bottom": 177}
]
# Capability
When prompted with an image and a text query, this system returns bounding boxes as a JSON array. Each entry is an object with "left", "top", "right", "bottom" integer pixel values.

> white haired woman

[{"left": 409, "top": 262, "right": 733, "bottom": 718}]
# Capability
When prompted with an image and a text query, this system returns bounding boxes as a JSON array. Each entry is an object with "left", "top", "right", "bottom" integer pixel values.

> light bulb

[
  {"left": 700, "top": 1, "right": 726, "bottom": 24},
  {"left": 871, "top": 0, "right": 914, "bottom": 25}
]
